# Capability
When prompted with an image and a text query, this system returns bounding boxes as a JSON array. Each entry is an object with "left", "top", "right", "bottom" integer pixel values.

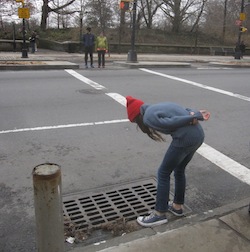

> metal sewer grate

[{"left": 63, "top": 178, "right": 157, "bottom": 231}]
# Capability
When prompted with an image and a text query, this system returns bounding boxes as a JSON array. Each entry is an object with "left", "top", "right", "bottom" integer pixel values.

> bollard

[{"left": 33, "top": 163, "right": 64, "bottom": 252}]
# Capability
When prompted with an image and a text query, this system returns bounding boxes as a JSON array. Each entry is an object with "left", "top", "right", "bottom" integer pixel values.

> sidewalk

[
  {"left": 1, "top": 49, "right": 250, "bottom": 70},
  {"left": 69, "top": 198, "right": 250, "bottom": 252}
]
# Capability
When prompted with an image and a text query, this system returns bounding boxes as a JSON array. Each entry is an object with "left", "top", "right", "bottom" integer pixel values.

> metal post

[
  {"left": 79, "top": 11, "right": 83, "bottom": 53},
  {"left": 235, "top": 0, "right": 245, "bottom": 59},
  {"left": 127, "top": 0, "right": 138, "bottom": 62},
  {"left": 79, "top": 0, "right": 84, "bottom": 53},
  {"left": 13, "top": 22, "right": 16, "bottom": 52},
  {"left": 33, "top": 163, "right": 64, "bottom": 252},
  {"left": 21, "top": 17, "right": 28, "bottom": 58},
  {"left": 79, "top": 11, "right": 83, "bottom": 38},
  {"left": 19, "top": 0, "right": 28, "bottom": 58}
]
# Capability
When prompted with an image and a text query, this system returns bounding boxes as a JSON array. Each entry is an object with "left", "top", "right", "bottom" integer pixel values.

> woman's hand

[
  {"left": 189, "top": 110, "right": 210, "bottom": 124},
  {"left": 199, "top": 110, "right": 210, "bottom": 121},
  {"left": 189, "top": 111, "right": 198, "bottom": 125}
]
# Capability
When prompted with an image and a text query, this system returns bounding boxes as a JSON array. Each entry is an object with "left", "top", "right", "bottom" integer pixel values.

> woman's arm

[{"left": 144, "top": 111, "right": 204, "bottom": 131}]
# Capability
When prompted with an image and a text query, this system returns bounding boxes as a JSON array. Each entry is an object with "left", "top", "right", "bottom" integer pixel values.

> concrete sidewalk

[
  {"left": 69, "top": 198, "right": 250, "bottom": 252},
  {"left": 1, "top": 49, "right": 250, "bottom": 70}
]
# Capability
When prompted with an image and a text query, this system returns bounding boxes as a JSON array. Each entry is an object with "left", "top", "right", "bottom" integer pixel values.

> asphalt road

[{"left": 0, "top": 65, "right": 250, "bottom": 251}]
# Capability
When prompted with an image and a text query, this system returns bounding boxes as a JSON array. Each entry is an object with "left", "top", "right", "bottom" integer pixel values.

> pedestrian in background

[
  {"left": 95, "top": 31, "right": 108, "bottom": 68},
  {"left": 239, "top": 41, "right": 246, "bottom": 58},
  {"left": 29, "top": 31, "right": 38, "bottom": 53},
  {"left": 126, "top": 96, "right": 210, "bottom": 227},
  {"left": 82, "top": 27, "right": 95, "bottom": 68}
]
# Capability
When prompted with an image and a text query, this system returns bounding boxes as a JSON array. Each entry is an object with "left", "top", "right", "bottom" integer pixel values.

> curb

[
  {"left": 0, "top": 61, "right": 79, "bottom": 71},
  {"left": 209, "top": 61, "right": 250, "bottom": 68},
  {"left": 113, "top": 61, "right": 191, "bottom": 69},
  {"left": 68, "top": 197, "right": 250, "bottom": 252}
]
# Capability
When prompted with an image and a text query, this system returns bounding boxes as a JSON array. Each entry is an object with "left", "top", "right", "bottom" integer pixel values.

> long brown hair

[{"left": 134, "top": 114, "right": 165, "bottom": 142}]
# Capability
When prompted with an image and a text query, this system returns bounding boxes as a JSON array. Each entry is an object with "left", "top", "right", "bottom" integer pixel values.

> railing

[{"left": 0, "top": 39, "right": 243, "bottom": 56}]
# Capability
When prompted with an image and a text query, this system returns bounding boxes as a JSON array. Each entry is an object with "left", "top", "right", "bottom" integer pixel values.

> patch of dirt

[
  {"left": 64, "top": 217, "right": 139, "bottom": 244},
  {"left": 64, "top": 217, "right": 90, "bottom": 243},
  {"left": 100, "top": 217, "right": 139, "bottom": 236},
  {"left": 226, "top": 61, "right": 250, "bottom": 65},
  {"left": 0, "top": 61, "right": 46, "bottom": 65}
]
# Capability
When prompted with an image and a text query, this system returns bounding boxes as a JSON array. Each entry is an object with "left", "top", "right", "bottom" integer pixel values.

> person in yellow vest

[{"left": 95, "top": 32, "right": 108, "bottom": 68}]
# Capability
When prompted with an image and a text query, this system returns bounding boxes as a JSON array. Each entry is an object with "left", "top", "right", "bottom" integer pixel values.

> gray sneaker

[
  {"left": 168, "top": 203, "right": 184, "bottom": 217},
  {"left": 137, "top": 211, "right": 167, "bottom": 227}
]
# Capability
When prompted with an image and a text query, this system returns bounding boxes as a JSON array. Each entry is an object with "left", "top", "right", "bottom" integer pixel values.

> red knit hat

[{"left": 126, "top": 96, "right": 144, "bottom": 122}]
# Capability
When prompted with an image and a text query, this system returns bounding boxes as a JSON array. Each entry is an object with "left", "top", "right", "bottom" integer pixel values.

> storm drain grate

[{"left": 63, "top": 178, "right": 157, "bottom": 231}]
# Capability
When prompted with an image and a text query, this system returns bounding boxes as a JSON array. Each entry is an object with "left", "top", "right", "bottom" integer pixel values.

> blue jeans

[
  {"left": 30, "top": 41, "right": 36, "bottom": 53},
  {"left": 85, "top": 46, "right": 93, "bottom": 65},
  {"left": 97, "top": 50, "right": 106, "bottom": 66},
  {"left": 155, "top": 141, "right": 203, "bottom": 212}
]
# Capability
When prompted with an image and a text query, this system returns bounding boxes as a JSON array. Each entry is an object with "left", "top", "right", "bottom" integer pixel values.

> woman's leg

[
  {"left": 97, "top": 51, "right": 101, "bottom": 67},
  {"left": 173, "top": 142, "right": 203, "bottom": 205},
  {"left": 84, "top": 49, "right": 88, "bottom": 66},
  {"left": 173, "top": 151, "right": 195, "bottom": 205},
  {"left": 155, "top": 145, "right": 187, "bottom": 213},
  {"left": 31, "top": 42, "right": 35, "bottom": 53},
  {"left": 102, "top": 51, "right": 105, "bottom": 66}
]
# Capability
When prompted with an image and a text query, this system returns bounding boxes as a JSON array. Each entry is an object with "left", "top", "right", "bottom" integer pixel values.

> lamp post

[
  {"left": 235, "top": 0, "right": 245, "bottom": 59},
  {"left": 79, "top": 10, "right": 83, "bottom": 41},
  {"left": 80, "top": 0, "right": 83, "bottom": 43},
  {"left": 16, "top": 0, "right": 28, "bottom": 58},
  {"left": 127, "top": 0, "right": 137, "bottom": 62},
  {"left": 12, "top": 22, "right": 16, "bottom": 52},
  {"left": 21, "top": 17, "right": 28, "bottom": 58},
  {"left": 79, "top": 11, "right": 83, "bottom": 52}
]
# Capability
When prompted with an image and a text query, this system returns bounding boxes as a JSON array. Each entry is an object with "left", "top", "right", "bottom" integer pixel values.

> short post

[{"left": 33, "top": 163, "right": 64, "bottom": 252}]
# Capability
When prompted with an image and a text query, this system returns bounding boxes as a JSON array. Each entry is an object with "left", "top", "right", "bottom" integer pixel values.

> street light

[
  {"left": 127, "top": 0, "right": 138, "bottom": 63},
  {"left": 79, "top": 0, "right": 84, "bottom": 53},
  {"left": 16, "top": 0, "right": 29, "bottom": 58},
  {"left": 235, "top": 0, "right": 245, "bottom": 59}
]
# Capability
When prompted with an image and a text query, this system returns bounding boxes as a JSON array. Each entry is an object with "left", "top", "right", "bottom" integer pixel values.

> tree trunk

[
  {"left": 172, "top": 0, "right": 181, "bottom": 33},
  {"left": 222, "top": 0, "right": 228, "bottom": 45},
  {"left": 41, "top": 0, "right": 49, "bottom": 31}
]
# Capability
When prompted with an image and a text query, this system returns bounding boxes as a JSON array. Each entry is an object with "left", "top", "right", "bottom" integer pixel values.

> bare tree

[
  {"left": 0, "top": 0, "right": 35, "bottom": 23},
  {"left": 85, "top": 0, "right": 114, "bottom": 32},
  {"left": 222, "top": 0, "right": 228, "bottom": 44},
  {"left": 40, "top": 0, "right": 76, "bottom": 30},
  {"left": 190, "top": 0, "right": 208, "bottom": 32},
  {"left": 0, "top": 0, "right": 15, "bottom": 28},
  {"left": 161, "top": 0, "right": 206, "bottom": 33},
  {"left": 202, "top": 0, "right": 240, "bottom": 43},
  {"left": 138, "top": 0, "right": 164, "bottom": 29}
]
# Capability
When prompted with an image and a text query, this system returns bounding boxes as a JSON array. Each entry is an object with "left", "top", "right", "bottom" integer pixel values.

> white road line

[
  {"left": 106, "top": 92, "right": 250, "bottom": 186},
  {"left": 2, "top": 115, "right": 249, "bottom": 185},
  {"left": 197, "top": 67, "right": 232, "bottom": 70},
  {"left": 3, "top": 71, "right": 247, "bottom": 186},
  {"left": 139, "top": 68, "right": 250, "bottom": 102},
  {"left": 197, "top": 143, "right": 250, "bottom": 186},
  {"left": 106, "top": 93, "right": 126, "bottom": 106},
  {"left": 0, "top": 119, "right": 129, "bottom": 134},
  {"left": 65, "top": 69, "right": 106, "bottom": 90},
  {"left": 66, "top": 70, "right": 250, "bottom": 185}
]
